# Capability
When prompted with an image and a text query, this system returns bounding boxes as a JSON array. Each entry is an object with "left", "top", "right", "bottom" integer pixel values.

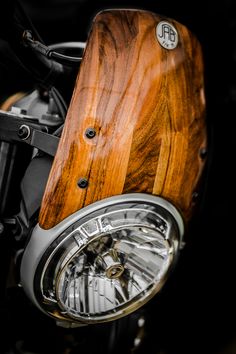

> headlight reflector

[{"left": 21, "top": 194, "right": 184, "bottom": 325}]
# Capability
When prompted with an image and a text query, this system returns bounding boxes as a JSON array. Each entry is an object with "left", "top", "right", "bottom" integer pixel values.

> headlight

[{"left": 21, "top": 193, "right": 183, "bottom": 325}]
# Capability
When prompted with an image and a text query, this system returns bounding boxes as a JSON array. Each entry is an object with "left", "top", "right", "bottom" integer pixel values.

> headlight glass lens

[{"left": 35, "top": 198, "right": 181, "bottom": 324}]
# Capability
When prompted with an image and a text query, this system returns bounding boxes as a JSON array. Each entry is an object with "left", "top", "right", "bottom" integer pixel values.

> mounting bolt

[
  {"left": 78, "top": 178, "right": 88, "bottom": 189},
  {"left": 85, "top": 127, "right": 96, "bottom": 139},
  {"left": 18, "top": 125, "right": 31, "bottom": 140}
]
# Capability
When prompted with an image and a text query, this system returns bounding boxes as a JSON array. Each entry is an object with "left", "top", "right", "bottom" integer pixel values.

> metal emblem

[{"left": 156, "top": 21, "right": 178, "bottom": 50}]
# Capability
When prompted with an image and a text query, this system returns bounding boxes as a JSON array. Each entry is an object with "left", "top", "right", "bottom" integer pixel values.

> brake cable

[{"left": 23, "top": 30, "right": 84, "bottom": 66}]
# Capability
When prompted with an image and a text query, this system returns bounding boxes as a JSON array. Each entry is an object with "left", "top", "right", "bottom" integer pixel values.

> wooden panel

[{"left": 39, "top": 9, "right": 206, "bottom": 229}]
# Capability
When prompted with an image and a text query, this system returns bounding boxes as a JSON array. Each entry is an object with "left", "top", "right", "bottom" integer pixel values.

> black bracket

[{"left": 0, "top": 110, "right": 59, "bottom": 156}]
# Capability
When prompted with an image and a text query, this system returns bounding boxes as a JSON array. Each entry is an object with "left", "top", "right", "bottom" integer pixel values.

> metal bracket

[{"left": 0, "top": 110, "right": 59, "bottom": 156}]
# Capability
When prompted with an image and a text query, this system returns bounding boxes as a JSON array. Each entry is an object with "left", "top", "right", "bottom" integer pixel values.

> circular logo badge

[{"left": 156, "top": 21, "right": 178, "bottom": 50}]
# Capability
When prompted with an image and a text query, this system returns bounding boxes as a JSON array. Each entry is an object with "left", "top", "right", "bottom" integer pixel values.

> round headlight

[{"left": 21, "top": 194, "right": 184, "bottom": 325}]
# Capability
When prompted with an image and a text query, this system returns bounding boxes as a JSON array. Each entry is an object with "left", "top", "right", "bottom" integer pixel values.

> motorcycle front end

[{"left": 0, "top": 2, "right": 208, "bottom": 353}]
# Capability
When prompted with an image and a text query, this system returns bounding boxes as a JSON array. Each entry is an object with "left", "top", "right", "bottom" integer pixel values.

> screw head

[
  {"left": 85, "top": 127, "right": 96, "bottom": 139},
  {"left": 78, "top": 178, "right": 88, "bottom": 189},
  {"left": 18, "top": 125, "right": 31, "bottom": 140}
]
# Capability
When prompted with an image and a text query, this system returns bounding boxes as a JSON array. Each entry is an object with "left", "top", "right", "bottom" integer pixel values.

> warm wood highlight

[
  {"left": 0, "top": 92, "right": 26, "bottom": 111},
  {"left": 39, "top": 9, "right": 207, "bottom": 229}
]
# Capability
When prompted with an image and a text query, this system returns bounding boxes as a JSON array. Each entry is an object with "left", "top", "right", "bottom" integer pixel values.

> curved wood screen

[{"left": 39, "top": 9, "right": 207, "bottom": 229}]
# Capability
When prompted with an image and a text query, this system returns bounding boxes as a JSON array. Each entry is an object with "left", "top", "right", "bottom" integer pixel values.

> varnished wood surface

[
  {"left": 0, "top": 92, "right": 25, "bottom": 111},
  {"left": 39, "top": 9, "right": 207, "bottom": 229}
]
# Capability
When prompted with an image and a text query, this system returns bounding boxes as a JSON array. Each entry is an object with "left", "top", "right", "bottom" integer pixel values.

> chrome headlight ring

[{"left": 21, "top": 193, "right": 184, "bottom": 325}]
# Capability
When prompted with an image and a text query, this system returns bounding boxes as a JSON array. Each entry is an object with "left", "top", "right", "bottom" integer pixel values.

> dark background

[{"left": 1, "top": 1, "right": 236, "bottom": 353}]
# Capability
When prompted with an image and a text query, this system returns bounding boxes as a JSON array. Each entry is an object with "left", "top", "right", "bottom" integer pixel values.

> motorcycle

[{"left": 0, "top": 1, "right": 213, "bottom": 353}]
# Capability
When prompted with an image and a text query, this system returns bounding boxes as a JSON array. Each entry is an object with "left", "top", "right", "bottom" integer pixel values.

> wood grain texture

[{"left": 39, "top": 9, "right": 207, "bottom": 229}]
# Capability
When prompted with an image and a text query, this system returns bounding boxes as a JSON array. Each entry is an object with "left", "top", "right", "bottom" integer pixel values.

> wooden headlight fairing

[{"left": 39, "top": 9, "right": 207, "bottom": 230}]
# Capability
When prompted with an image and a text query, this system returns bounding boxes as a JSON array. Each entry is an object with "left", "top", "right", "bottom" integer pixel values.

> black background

[{"left": 1, "top": 1, "right": 236, "bottom": 353}]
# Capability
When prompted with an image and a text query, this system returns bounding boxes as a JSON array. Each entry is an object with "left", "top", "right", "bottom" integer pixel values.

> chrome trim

[{"left": 21, "top": 193, "right": 184, "bottom": 321}]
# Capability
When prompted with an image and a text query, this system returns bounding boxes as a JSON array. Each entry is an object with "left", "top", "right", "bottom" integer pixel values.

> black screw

[
  {"left": 85, "top": 127, "right": 96, "bottom": 139},
  {"left": 199, "top": 147, "right": 207, "bottom": 159},
  {"left": 18, "top": 125, "right": 30, "bottom": 140},
  {"left": 78, "top": 178, "right": 89, "bottom": 189}
]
